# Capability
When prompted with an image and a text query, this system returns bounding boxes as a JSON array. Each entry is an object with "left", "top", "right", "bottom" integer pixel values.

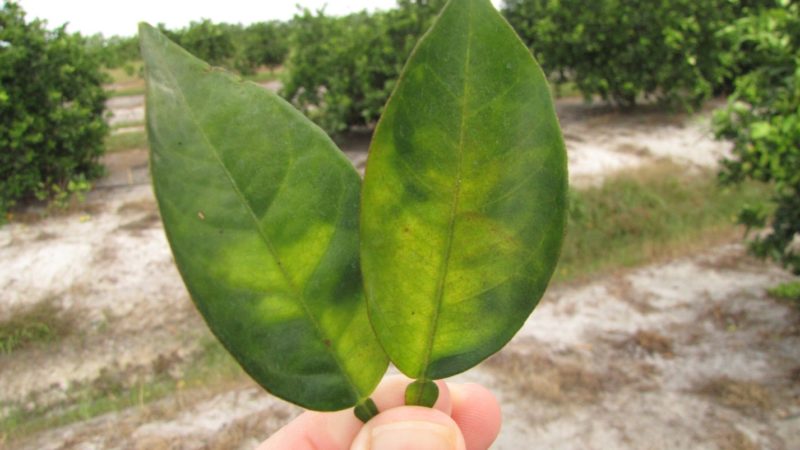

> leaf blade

[
  {"left": 140, "top": 23, "right": 387, "bottom": 410},
  {"left": 361, "top": 0, "right": 567, "bottom": 379}
]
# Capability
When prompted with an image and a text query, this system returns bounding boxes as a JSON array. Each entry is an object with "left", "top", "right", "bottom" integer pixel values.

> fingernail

[{"left": 368, "top": 421, "right": 457, "bottom": 450}]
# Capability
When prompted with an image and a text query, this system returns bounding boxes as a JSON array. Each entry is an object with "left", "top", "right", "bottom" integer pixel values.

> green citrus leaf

[
  {"left": 139, "top": 23, "right": 387, "bottom": 411},
  {"left": 361, "top": 0, "right": 567, "bottom": 381}
]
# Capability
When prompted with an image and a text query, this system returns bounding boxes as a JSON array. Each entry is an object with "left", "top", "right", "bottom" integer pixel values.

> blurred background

[{"left": 1, "top": 0, "right": 798, "bottom": 448}]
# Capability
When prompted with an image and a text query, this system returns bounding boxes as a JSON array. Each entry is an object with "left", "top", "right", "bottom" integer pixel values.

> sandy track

[{"left": 8, "top": 242, "right": 799, "bottom": 449}]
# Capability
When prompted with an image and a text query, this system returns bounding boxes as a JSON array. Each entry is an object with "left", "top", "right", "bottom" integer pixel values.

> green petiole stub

[
  {"left": 405, "top": 380, "right": 440, "bottom": 407},
  {"left": 354, "top": 398, "right": 381, "bottom": 423}
]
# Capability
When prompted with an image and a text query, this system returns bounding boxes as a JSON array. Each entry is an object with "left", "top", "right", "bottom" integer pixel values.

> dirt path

[
  {"left": 7, "top": 242, "right": 799, "bottom": 449},
  {"left": 0, "top": 185, "right": 203, "bottom": 411}
]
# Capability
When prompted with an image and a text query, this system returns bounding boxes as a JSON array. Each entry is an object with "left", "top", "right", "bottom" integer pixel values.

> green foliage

[
  {"left": 361, "top": 0, "right": 566, "bottom": 399},
  {"left": 175, "top": 19, "right": 238, "bottom": 67},
  {"left": 140, "top": 23, "right": 388, "bottom": 412},
  {"left": 714, "top": 1, "right": 800, "bottom": 274},
  {"left": 34, "top": 173, "right": 92, "bottom": 210},
  {"left": 282, "top": 0, "right": 446, "bottom": 134},
  {"left": 0, "top": 1, "right": 108, "bottom": 216},
  {"left": 768, "top": 281, "right": 800, "bottom": 302},
  {"left": 502, "top": 0, "right": 776, "bottom": 107},
  {"left": 233, "top": 21, "right": 290, "bottom": 75},
  {"left": 146, "top": 20, "right": 290, "bottom": 76},
  {"left": 84, "top": 33, "right": 139, "bottom": 69}
]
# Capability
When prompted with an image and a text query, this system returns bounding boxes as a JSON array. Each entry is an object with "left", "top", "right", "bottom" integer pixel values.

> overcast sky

[{"left": 18, "top": 0, "right": 505, "bottom": 37}]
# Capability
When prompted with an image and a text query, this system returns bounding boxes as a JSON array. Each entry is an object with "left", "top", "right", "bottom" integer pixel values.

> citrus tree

[
  {"left": 503, "top": 0, "right": 777, "bottom": 107},
  {"left": 282, "top": 0, "right": 447, "bottom": 134},
  {"left": 0, "top": 1, "right": 108, "bottom": 217},
  {"left": 714, "top": 0, "right": 800, "bottom": 274}
]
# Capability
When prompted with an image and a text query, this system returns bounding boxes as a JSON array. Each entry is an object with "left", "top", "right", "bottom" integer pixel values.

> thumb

[{"left": 350, "top": 406, "right": 467, "bottom": 450}]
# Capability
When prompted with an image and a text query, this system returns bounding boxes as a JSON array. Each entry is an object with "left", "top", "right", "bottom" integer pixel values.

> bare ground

[
  {"left": 2, "top": 97, "right": 798, "bottom": 449},
  {"left": 5, "top": 236, "right": 798, "bottom": 449}
]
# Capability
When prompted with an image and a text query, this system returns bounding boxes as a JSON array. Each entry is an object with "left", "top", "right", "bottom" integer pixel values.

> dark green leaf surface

[
  {"left": 361, "top": 0, "right": 567, "bottom": 380},
  {"left": 140, "top": 23, "right": 387, "bottom": 411}
]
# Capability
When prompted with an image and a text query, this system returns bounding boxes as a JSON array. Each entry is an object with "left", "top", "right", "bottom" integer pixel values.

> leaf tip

[{"left": 138, "top": 22, "right": 157, "bottom": 41}]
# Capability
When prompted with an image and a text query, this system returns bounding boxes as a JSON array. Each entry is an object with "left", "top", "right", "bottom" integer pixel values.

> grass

[
  {"left": 105, "top": 61, "right": 144, "bottom": 85},
  {"left": 111, "top": 120, "right": 144, "bottom": 131},
  {"left": 105, "top": 130, "right": 148, "bottom": 153},
  {"left": 554, "top": 162, "right": 771, "bottom": 282},
  {"left": 0, "top": 337, "right": 246, "bottom": 442},
  {"left": 0, "top": 299, "right": 75, "bottom": 355},
  {"left": 107, "top": 85, "right": 146, "bottom": 98},
  {"left": 768, "top": 281, "right": 800, "bottom": 307},
  {"left": 104, "top": 61, "right": 146, "bottom": 98}
]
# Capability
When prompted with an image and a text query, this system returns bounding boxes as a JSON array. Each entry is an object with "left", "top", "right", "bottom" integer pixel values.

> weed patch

[
  {"left": 111, "top": 120, "right": 145, "bottom": 131},
  {"left": 696, "top": 377, "right": 772, "bottom": 414},
  {"left": 556, "top": 162, "right": 771, "bottom": 282},
  {"left": 105, "top": 130, "right": 148, "bottom": 153},
  {"left": 0, "top": 299, "right": 75, "bottom": 354},
  {"left": 623, "top": 330, "right": 674, "bottom": 358},
  {"left": 0, "top": 337, "right": 245, "bottom": 442},
  {"left": 105, "top": 61, "right": 144, "bottom": 85},
  {"left": 107, "top": 85, "right": 145, "bottom": 98},
  {"left": 483, "top": 343, "right": 631, "bottom": 405},
  {"left": 768, "top": 281, "right": 800, "bottom": 308}
]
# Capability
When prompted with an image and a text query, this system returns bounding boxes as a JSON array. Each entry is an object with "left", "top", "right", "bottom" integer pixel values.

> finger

[
  {"left": 257, "top": 409, "right": 361, "bottom": 450},
  {"left": 448, "top": 383, "right": 501, "bottom": 450},
  {"left": 350, "top": 406, "right": 467, "bottom": 450}
]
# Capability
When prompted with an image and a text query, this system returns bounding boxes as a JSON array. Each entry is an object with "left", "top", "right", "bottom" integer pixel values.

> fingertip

[
  {"left": 449, "top": 383, "right": 502, "bottom": 450},
  {"left": 433, "top": 379, "right": 453, "bottom": 415}
]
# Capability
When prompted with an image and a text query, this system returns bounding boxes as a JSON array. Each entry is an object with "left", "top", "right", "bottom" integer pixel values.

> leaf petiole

[
  {"left": 405, "top": 379, "right": 439, "bottom": 407},
  {"left": 354, "top": 398, "right": 380, "bottom": 423}
]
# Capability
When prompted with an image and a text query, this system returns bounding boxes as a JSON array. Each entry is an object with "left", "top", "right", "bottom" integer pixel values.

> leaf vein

[{"left": 420, "top": 1, "right": 473, "bottom": 381}]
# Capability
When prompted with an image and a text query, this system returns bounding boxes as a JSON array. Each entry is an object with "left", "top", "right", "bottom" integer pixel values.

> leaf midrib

[
  {"left": 419, "top": 0, "right": 474, "bottom": 381},
  {"left": 156, "top": 62, "right": 363, "bottom": 401}
]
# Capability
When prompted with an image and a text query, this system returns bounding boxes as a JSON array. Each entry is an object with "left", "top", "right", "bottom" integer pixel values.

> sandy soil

[
  {"left": 2, "top": 95, "right": 797, "bottom": 449},
  {"left": 555, "top": 99, "right": 731, "bottom": 186},
  {"left": 7, "top": 241, "right": 799, "bottom": 449}
]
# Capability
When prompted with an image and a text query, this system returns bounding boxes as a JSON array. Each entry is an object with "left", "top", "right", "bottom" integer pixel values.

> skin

[{"left": 258, "top": 375, "right": 502, "bottom": 450}]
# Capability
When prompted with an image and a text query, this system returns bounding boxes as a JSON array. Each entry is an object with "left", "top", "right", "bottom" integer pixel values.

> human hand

[{"left": 258, "top": 375, "right": 502, "bottom": 450}]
